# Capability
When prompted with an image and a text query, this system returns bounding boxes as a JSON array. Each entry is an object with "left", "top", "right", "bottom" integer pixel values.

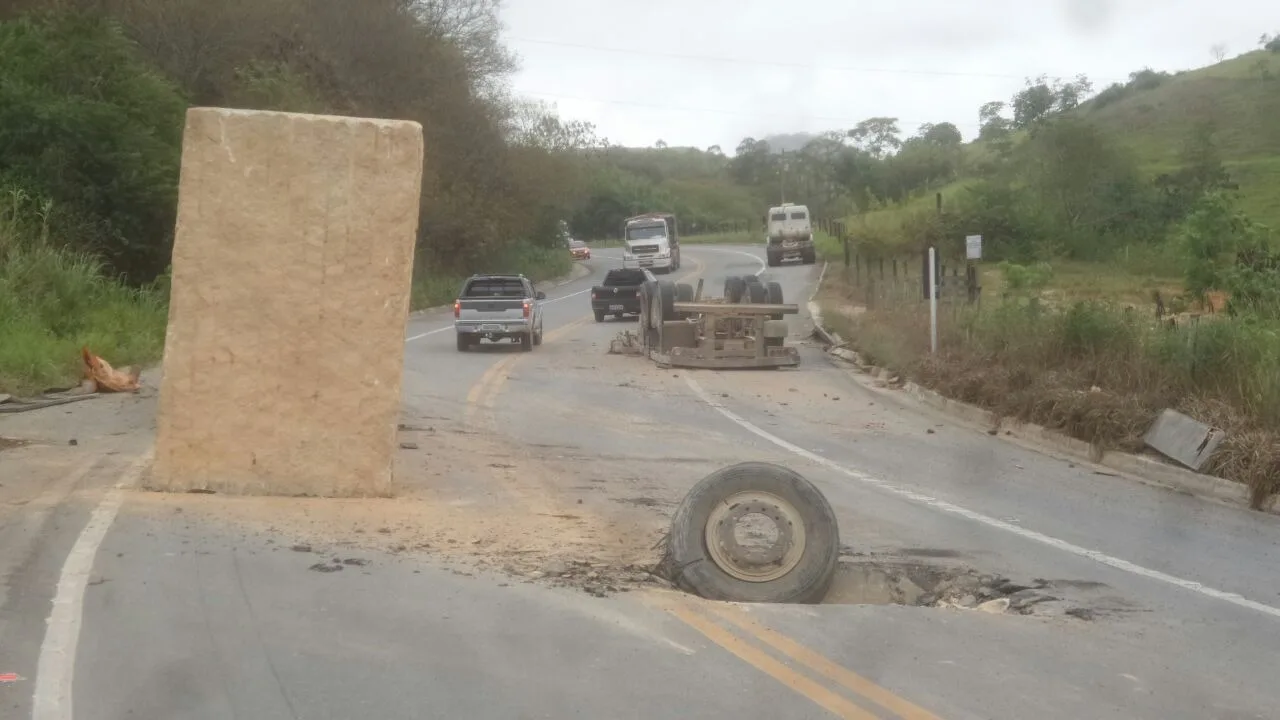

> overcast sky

[{"left": 499, "top": 0, "right": 1270, "bottom": 151}]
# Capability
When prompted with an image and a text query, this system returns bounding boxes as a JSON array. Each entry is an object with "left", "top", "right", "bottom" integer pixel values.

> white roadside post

[{"left": 928, "top": 246, "right": 938, "bottom": 354}]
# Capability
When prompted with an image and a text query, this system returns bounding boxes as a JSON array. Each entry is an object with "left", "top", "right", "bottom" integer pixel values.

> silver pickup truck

[{"left": 453, "top": 274, "right": 545, "bottom": 352}]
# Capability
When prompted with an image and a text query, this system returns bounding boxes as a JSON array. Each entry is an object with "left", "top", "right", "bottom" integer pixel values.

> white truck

[
  {"left": 622, "top": 213, "right": 681, "bottom": 274},
  {"left": 765, "top": 203, "right": 816, "bottom": 267}
]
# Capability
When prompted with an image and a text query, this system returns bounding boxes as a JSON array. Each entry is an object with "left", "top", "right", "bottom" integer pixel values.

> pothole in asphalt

[{"left": 823, "top": 558, "right": 1067, "bottom": 616}]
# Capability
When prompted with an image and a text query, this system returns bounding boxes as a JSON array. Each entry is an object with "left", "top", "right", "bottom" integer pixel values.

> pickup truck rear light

[
  {"left": 591, "top": 291, "right": 597, "bottom": 300},
  {"left": 453, "top": 300, "right": 460, "bottom": 318},
  {"left": 522, "top": 301, "right": 531, "bottom": 318}
]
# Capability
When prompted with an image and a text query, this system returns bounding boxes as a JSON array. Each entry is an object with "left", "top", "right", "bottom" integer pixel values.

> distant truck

[
  {"left": 590, "top": 267, "right": 656, "bottom": 322},
  {"left": 622, "top": 213, "right": 681, "bottom": 274},
  {"left": 453, "top": 274, "right": 545, "bottom": 352},
  {"left": 765, "top": 203, "right": 816, "bottom": 266}
]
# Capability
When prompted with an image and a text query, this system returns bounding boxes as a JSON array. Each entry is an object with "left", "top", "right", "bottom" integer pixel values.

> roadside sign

[{"left": 965, "top": 235, "right": 982, "bottom": 260}]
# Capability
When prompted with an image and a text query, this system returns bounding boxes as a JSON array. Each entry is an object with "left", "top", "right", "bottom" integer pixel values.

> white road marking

[
  {"left": 809, "top": 261, "right": 829, "bottom": 303},
  {"left": 682, "top": 374, "right": 1280, "bottom": 621},
  {"left": 699, "top": 247, "right": 766, "bottom": 276},
  {"left": 33, "top": 453, "right": 152, "bottom": 720}
]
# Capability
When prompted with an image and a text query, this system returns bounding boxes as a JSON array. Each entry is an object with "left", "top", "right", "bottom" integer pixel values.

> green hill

[
  {"left": 839, "top": 49, "right": 1280, "bottom": 258},
  {"left": 1081, "top": 50, "right": 1280, "bottom": 227}
]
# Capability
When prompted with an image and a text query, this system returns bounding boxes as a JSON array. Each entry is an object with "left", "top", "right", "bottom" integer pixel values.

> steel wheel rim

[{"left": 704, "top": 490, "right": 806, "bottom": 583}]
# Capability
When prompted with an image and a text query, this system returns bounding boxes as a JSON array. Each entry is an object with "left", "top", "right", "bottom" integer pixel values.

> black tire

[
  {"left": 745, "top": 282, "right": 768, "bottom": 304},
  {"left": 456, "top": 334, "right": 470, "bottom": 352},
  {"left": 766, "top": 281, "right": 785, "bottom": 320},
  {"left": 743, "top": 274, "right": 762, "bottom": 285},
  {"left": 520, "top": 331, "right": 533, "bottom": 352},
  {"left": 664, "top": 462, "right": 839, "bottom": 604},
  {"left": 534, "top": 327, "right": 543, "bottom": 345},
  {"left": 657, "top": 280, "right": 678, "bottom": 322},
  {"left": 675, "top": 283, "right": 694, "bottom": 302},
  {"left": 724, "top": 276, "right": 746, "bottom": 303},
  {"left": 765, "top": 281, "right": 784, "bottom": 304},
  {"left": 767, "top": 252, "right": 780, "bottom": 267},
  {"left": 594, "top": 309, "right": 605, "bottom": 322},
  {"left": 803, "top": 250, "right": 817, "bottom": 265}
]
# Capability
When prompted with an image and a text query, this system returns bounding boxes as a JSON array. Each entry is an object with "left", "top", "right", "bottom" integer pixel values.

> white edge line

[
  {"left": 33, "top": 452, "right": 152, "bottom": 720},
  {"left": 701, "top": 247, "right": 767, "bottom": 277},
  {"left": 809, "top": 260, "right": 829, "bottom": 303},
  {"left": 681, "top": 374, "right": 1280, "bottom": 621}
]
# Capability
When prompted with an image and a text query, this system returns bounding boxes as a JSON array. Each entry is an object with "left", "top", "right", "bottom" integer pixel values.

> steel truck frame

[{"left": 636, "top": 278, "right": 800, "bottom": 369}]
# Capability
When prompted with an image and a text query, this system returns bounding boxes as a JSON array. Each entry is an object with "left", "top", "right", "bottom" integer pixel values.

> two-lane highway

[{"left": 5, "top": 243, "right": 1279, "bottom": 719}]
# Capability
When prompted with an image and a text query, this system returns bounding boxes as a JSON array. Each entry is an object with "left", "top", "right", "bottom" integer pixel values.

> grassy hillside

[
  {"left": 854, "top": 50, "right": 1280, "bottom": 236},
  {"left": 1085, "top": 50, "right": 1280, "bottom": 227}
]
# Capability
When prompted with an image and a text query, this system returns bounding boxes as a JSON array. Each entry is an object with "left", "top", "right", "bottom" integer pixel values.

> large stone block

[{"left": 150, "top": 108, "right": 423, "bottom": 496}]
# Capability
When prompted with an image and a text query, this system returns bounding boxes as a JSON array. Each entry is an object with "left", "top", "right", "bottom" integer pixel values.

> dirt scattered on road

[
  {"left": 124, "top": 418, "right": 680, "bottom": 596},
  {"left": 0, "top": 437, "right": 31, "bottom": 452}
]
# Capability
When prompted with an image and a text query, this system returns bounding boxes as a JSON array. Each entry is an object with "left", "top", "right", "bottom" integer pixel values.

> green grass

[
  {"left": 0, "top": 221, "right": 168, "bottom": 396},
  {"left": 1087, "top": 51, "right": 1280, "bottom": 168},
  {"left": 819, "top": 265, "right": 1280, "bottom": 506}
]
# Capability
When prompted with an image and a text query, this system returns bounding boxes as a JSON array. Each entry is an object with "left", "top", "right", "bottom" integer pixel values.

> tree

[
  {"left": 917, "top": 122, "right": 963, "bottom": 147},
  {"left": 1179, "top": 190, "right": 1263, "bottom": 299},
  {"left": 1015, "top": 117, "right": 1147, "bottom": 257},
  {"left": 978, "top": 101, "right": 1011, "bottom": 140},
  {"left": 655, "top": 139, "right": 667, "bottom": 149},
  {"left": 848, "top": 117, "right": 901, "bottom": 158},
  {"left": 1011, "top": 75, "right": 1093, "bottom": 129},
  {"left": 0, "top": 10, "right": 186, "bottom": 281},
  {"left": 1211, "top": 43, "right": 1227, "bottom": 62}
]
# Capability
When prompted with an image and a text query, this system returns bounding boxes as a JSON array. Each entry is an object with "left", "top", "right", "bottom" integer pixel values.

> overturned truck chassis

[{"left": 635, "top": 277, "right": 801, "bottom": 369}]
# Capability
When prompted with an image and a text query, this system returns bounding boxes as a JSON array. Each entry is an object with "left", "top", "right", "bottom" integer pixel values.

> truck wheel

[
  {"left": 657, "top": 281, "right": 678, "bottom": 322},
  {"left": 534, "top": 327, "right": 543, "bottom": 345},
  {"left": 766, "top": 281, "right": 785, "bottom": 319},
  {"left": 663, "top": 462, "right": 839, "bottom": 604},
  {"left": 520, "top": 332, "right": 533, "bottom": 352},
  {"left": 675, "top": 283, "right": 694, "bottom": 302},
  {"left": 746, "top": 282, "right": 768, "bottom": 304},
  {"left": 804, "top": 250, "right": 817, "bottom": 265},
  {"left": 456, "top": 334, "right": 470, "bottom": 352},
  {"left": 743, "top": 274, "right": 762, "bottom": 285},
  {"left": 724, "top": 276, "right": 746, "bottom": 303},
  {"left": 767, "top": 252, "right": 780, "bottom": 267},
  {"left": 594, "top": 309, "right": 605, "bottom": 322}
]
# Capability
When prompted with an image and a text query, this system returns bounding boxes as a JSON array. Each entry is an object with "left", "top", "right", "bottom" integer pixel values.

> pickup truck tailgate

[
  {"left": 458, "top": 298, "right": 526, "bottom": 322},
  {"left": 595, "top": 286, "right": 639, "bottom": 300}
]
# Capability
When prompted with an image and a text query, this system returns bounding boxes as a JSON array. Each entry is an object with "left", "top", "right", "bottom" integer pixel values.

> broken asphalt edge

[
  {"left": 408, "top": 261, "right": 591, "bottom": 318},
  {"left": 806, "top": 300, "right": 1277, "bottom": 517}
]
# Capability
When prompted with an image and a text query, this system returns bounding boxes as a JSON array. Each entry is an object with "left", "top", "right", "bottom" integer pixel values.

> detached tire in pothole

[{"left": 665, "top": 462, "right": 839, "bottom": 604}]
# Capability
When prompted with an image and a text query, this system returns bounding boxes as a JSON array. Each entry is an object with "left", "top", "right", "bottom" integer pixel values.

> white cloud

[{"left": 499, "top": 0, "right": 1271, "bottom": 149}]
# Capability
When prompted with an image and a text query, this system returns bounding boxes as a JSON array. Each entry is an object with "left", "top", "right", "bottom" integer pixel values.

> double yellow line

[
  {"left": 653, "top": 593, "right": 944, "bottom": 720},
  {"left": 463, "top": 255, "right": 707, "bottom": 430}
]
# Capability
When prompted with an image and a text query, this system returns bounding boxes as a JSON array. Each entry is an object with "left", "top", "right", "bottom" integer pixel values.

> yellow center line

[
  {"left": 650, "top": 595, "right": 881, "bottom": 720},
  {"left": 464, "top": 253, "right": 707, "bottom": 429},
  {"left": 704, "top": 602, "right": 945, "bottom": 720}
]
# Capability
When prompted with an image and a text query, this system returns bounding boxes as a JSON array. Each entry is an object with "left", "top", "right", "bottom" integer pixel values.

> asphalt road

[{"left": 2, "top": 244, "right": 1279, "bottom": 719}]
